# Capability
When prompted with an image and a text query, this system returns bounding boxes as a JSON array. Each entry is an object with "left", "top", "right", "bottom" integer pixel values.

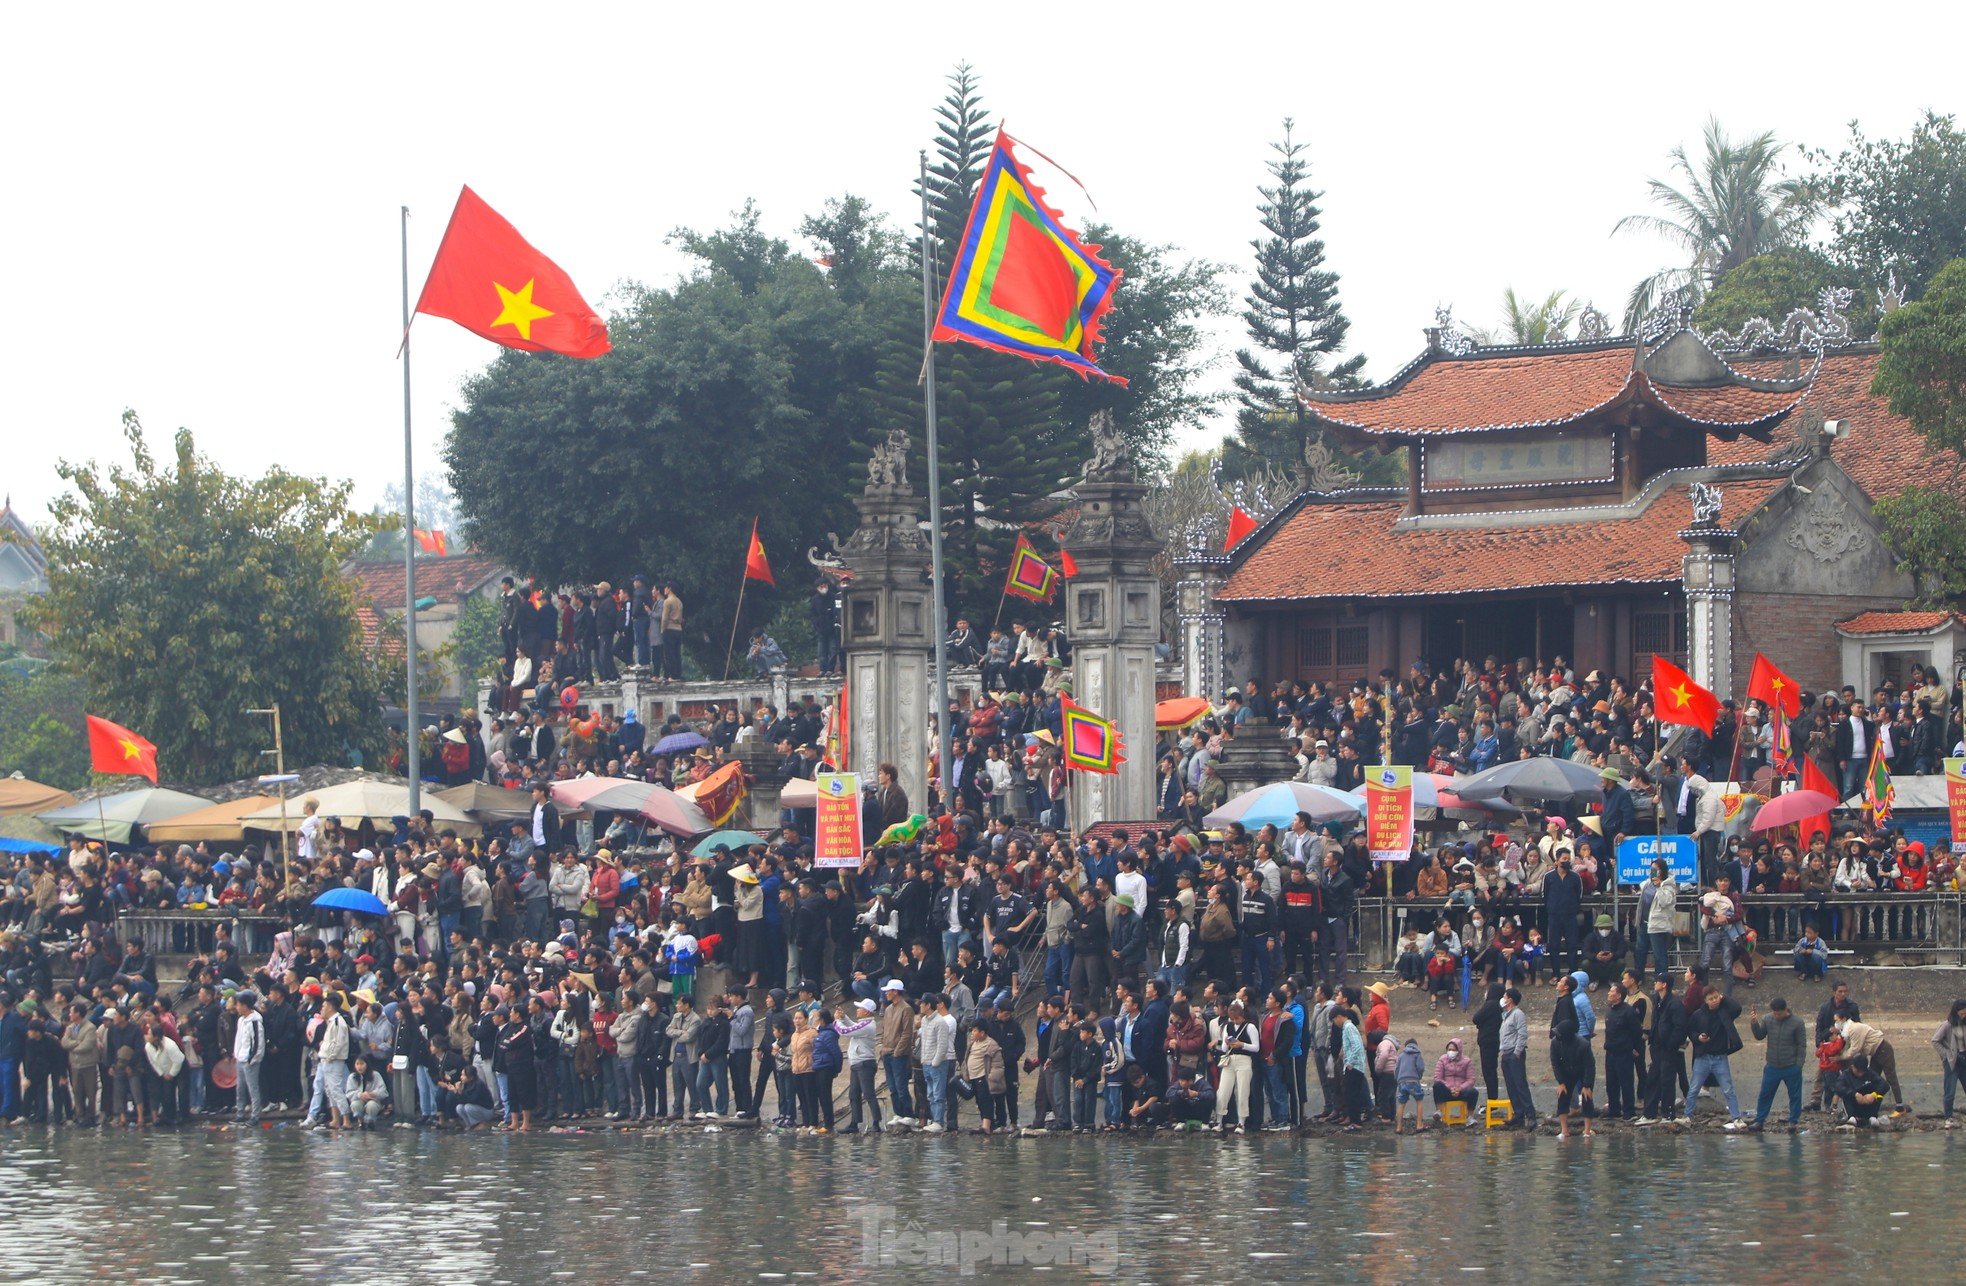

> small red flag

[
  {"left": 1058, "top": 548, "right": 1079, "bottom": 578},
  {"left": 1747, "top": 652, "right": 1799, "bottom": 719},
  {"left": 744, "top": 518, "right": 774, "bottom": 586},
  {"left": 1799, "top": 756, "right": 1837, "bottom": 847},
  {"left": 86, "top": 715, "right": 158, "bottom": 783},
  {"left": 1651, "top": 656, "right": 1719, "bottom": 734},
  {"left": 413, "top": 529, "right": 449, "bottom": 556},
  {"left": 414, "top": 186, "right": 611, "bottom": 359},
  {"left": 1224, "top": 505, "right": 1258, "bottom": 550}
]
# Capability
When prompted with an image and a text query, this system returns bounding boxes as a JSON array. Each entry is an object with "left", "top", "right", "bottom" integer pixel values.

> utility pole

[{"left": 249, "top": 704, "right": 292, "bottom": 890}]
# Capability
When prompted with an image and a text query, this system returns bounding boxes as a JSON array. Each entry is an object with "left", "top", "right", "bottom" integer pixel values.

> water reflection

[{"left": 1, "top": 1128, "right": 1958, "bottom": 1282}]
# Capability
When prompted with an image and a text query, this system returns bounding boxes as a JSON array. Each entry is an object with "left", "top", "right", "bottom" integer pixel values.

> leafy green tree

[
  {"left": 448, "top": 593, "right": 504, "bottom": 691},
  {"left": 447, "top": 203, "right": 903, "bottom": 672},
  {"left": 1615, "top": 117, "right": 1816, "bottom": 328},
  {"left": 1871, "top": 258, "right": 1966, "bottom": 453},
  {"left": 1810, "top": 112, "right": 1966, "bottom": 298},
  {"left": 1227, "top": 119, "right": 1366, "bottom": 481},
  {"left": 1055, "top": 228, "right": 1229, "bottom": 474},
  {"left": 0, "top": 662, "right": 91, "bottom": 789},
  {"left": 40, "top": 413, "right": 387, "bottom": 784},
  {"left": 1469, "top": 288, "right": 1584, "bottom": 346},
  {"left": 1874, "top": 484, "right": 1966, "bottom": 605},
  {"left": 1693, "top": 249, "right": 1864, "bottom": 338}
]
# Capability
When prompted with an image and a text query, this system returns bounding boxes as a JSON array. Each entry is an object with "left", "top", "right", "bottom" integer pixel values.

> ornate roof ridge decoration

[
  {"left": 1701, "top": 285, "right": 1867, "bottom": 356},
  {"left": 1385, "top": 459, "right": 1805, "bottom": 532},
  {"left": 1298, "top": 335, "right": 1641, "bottom": 408}
]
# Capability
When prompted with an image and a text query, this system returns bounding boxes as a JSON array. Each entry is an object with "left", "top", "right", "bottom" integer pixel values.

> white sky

[{"left": 4, "top": 3, "right": 1960, "bottom": 525}]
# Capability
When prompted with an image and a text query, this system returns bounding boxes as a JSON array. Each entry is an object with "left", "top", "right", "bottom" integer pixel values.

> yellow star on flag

[
  {"left": 1670, "top": 683, "right": 1690, "bottom": 705},
  {"left": 491, "top": 278, "right": 554, "bottom": 341},
  {"left": 118, "top": 738, "right": 144, "bottom": 761}
]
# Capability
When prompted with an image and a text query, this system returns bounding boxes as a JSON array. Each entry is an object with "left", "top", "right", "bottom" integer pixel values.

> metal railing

[{"left": 117, "top": 910, "right": 287, "bottom": 959}]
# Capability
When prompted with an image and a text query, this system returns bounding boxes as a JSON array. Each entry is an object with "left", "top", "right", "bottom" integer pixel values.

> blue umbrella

[
  {"left": 691, "top": 829, "right": 764, "bottom": 857},
  {"left": 653, "top": 731, "right": 708, "bottom": 755},
  {"left": 312, "top": 887, "right": 389, "bottom": 916},
  {"left": 1203, "top": 782, "right": 1362, "bottom": 830}
]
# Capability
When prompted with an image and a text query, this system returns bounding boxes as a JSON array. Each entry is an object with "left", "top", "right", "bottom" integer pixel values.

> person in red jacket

[{"left": 590, "top": 851, "right": 622, "bottom": 921}]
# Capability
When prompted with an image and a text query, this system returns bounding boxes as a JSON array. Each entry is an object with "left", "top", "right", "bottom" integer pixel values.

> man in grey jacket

[
  {"left": 1749, "top": 997, "right": 1809, "bottom": 1130},
  {"left": 665, "top": 997, "right": 702, "bottom": 1120},
  {"left": 1498, "top": 988, "right": 1536, "bottom": 1129},
  {"left": 726, "top": 993, "right": 757, "bottom": 1120}
]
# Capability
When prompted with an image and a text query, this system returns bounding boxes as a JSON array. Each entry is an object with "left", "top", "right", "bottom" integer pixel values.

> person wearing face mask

[{"left": 1497, "top": 988, "right": 1536, "bottom": 1130}]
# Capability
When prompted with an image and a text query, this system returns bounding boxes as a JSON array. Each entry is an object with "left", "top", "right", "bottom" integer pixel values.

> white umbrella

[{"left": 238, "top": 779, "right": 478, "bottom": 833}]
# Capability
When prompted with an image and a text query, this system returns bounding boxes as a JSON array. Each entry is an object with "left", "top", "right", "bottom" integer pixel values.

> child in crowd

[
  {"left": 1392, "top": 1036, "right": 1427, "bottom": 1134},
  {"left": 1794, "top": 925, "right": 1829, "bottom": 979},
  {"left": 1522, "top": 928, "right": 1548, "bottom": 986},
  {"left": 1395, "top": 929, "right": 1425, "bottom": 986},
  {"left": 1426, "top": 943, "right": 1459, "bottom": 1011}
]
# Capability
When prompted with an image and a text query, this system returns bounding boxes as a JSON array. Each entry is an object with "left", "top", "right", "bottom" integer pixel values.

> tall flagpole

[
  {"left": 919, "top": 152, "right": 953, "bottom": 812},
  {"left": 400, "top": 205, "right": 422, "bottom": 814}
]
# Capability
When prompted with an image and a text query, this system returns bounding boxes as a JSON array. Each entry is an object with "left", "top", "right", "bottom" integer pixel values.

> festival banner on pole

[
  {"left": 814, "top": 772, "right": 863, "bottom": 868},
  {"left": 1947, "top": 758, "right": 1966, "bottom": 855},
  {"left": 1364, "top": 764, "right": 1414, "bottom": 863}
]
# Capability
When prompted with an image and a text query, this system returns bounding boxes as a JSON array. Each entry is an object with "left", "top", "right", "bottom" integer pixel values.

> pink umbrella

[
  {"left": 549, "top": 777, "right": 645, "bottom": 809},
  {"left": 1749, "top": 789, "right": 1838, "bottom": 832}
]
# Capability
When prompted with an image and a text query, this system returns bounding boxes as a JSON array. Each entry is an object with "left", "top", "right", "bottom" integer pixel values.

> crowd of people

[{"left": 2, "top": 648, "right": 1963, "bottom": 1138}]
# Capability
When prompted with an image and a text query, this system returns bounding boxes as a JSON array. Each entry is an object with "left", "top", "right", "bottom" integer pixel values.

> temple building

[{"left": 1184, "top": 299, "right": 1958, "bottom": 700}]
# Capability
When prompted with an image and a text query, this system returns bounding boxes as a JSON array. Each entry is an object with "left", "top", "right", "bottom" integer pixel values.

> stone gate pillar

[
  {"left": 1062, "top": 413, "right": 1160, "bottom": 826},
  {"left": 1174, "top": 548, "right": 1230, "bottom": 706},
  {"left": 1680, "top": 483, "right": 1739, "bottom": 699},
  {"left": 833, "top": 428, "right": 933, "bottom": 811}
]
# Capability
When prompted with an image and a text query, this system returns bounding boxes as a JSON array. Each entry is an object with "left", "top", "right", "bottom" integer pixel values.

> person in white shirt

[{"left": 296, "top": 799, "right": 321, "bottom": 863}]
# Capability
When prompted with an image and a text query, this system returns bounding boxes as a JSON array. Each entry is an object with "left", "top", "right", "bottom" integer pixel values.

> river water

[{"left": 2, "top": 1126, "right": 1960, "bottom": 1281}]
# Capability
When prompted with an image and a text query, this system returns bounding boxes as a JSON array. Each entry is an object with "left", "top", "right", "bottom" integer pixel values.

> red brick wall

[{"left": 1732, "top": 592, "right": 1904, "bottom": 694}]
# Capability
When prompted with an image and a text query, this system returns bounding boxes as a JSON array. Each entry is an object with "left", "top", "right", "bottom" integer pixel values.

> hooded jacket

[{"left": 1433, "top": 1042, "right": 1477, "bottom": 1093}]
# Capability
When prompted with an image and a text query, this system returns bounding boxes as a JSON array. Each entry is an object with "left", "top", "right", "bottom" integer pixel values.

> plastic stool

[
  {"left": 1483, "top": 1100, "right": 1512, "bottom": 1128},
  {"left": 1441, "top": 1100, "right": 1469, "bottom": 1126}
]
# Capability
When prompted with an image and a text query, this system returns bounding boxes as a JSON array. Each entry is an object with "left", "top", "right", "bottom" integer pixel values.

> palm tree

[
  {"left": 1468, "top": 288, "right": 1583, "bottom": 346},
  {"left": 1614, "top": 117, "right": 1816, "bottom": 330}
]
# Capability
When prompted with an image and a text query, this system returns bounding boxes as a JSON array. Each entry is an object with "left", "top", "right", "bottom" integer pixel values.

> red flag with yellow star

[
  {"left": 1651, "top": 655, "right": 1719, "bottom": 735},
  {"left": 86, "top": 715, "right": 158, "bottom": 783},
  {"left": 414, "top": 186, "right": 611, "bottom": 359}
]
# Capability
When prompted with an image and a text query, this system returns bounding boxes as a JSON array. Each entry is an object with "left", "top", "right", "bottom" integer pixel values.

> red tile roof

[
  {"left": 354, "top": 605, "right": 406, "bottom": 659},
  {"left": 1835, "top": 610, "right": 1964, "bottom": 636},
  {"left": 1219, "top": 477, "right": 1787, "bottom": 602},
  {"left": 1724, "top": 348, "right": 1964, "bottom": 500},
  {"left": 346, "top": 553, "right": 508, "bottom": 610},
  {"left": 1300, "top": 340, "right": 1805, "bottom": 438}
]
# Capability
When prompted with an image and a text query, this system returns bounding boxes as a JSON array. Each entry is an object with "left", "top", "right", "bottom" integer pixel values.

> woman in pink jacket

[{"left": 1432, "top": 1037, "right": 1480, "bottom": 1117}]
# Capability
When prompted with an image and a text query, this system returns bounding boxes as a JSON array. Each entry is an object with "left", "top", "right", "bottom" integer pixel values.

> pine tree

[
  {"left": 1227, "top": 119, "right": 1368, "bottom": 480},
  {"left": 874, "top": 64, "right": 1079, "bottom": 624}
]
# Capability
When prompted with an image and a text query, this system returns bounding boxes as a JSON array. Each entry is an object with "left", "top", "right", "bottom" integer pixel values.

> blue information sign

[{"left": 1617, "top": 835, "right": 1697, "bottom": 885}]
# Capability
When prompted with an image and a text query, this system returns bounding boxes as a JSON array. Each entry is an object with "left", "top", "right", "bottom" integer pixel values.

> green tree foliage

[
  {"left": 1693, "top": 249, "right": 1864, "bottom": 337},
  {"left": 1056, "top": 228, "right": 1229, "bottom": 475},
  {"left": 1874, "top": 484, "right": 1966, "bottom": 606},
  {"left": 447, "top": 202, "right": 903, "bottom": 671},
  {"left": 1227, "top": 119, "right": 1366, "bottom": 481},
  {"left": 1810, "top": 112, "right": 1966, "bottom": 298},
  {"left": 448, "top": 593, "right": 504, "bottom": 690},
  {"left": 1871, "top": 258, "right": 1966, "bottom": 454},
  {"left": 0, "top": 661, "right": 91, "bottom": 790},
  {"left": 1470, "top": 289, "right": 1584, "bottom": 346},
  {"left": 39, "top": 414, "right": 387, "bottom": 784},
  {"left": 1615, "top": 117, "right": 1815, "bottom": 328}
]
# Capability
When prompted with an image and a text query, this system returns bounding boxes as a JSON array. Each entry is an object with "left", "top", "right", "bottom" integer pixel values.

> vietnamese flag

[
  {"left": 744, "top": 518, "right": 774, "bottom": 586},
  {"left": 1651, "top": 656, "right": 1719, "bottom": 734},
  {"left": 414, "top": 186, "right": 611, "bottom": 359},
  {"left": 1224, "top": 505, "right": 1258, "bottom": 550},
  {"left": 86, "top": 715, "right": 158, "bottom": 783},
  {"left": 1747, "top": 652, "right": 1799, "bottom": 719}
]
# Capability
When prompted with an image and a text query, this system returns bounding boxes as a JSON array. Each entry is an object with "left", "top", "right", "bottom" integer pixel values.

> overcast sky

[{"left": 5, "top": 3, "right": 1959, "bottom": 526}]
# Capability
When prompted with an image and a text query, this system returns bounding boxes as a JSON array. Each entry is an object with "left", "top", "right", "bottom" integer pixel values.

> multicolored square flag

[
  {"left": 1004, "top": 533, "right": 1058, "bottom": 603},
  {"left": 933, "top": 131, "right": 1125, "bottom": 383},
  {"left": 1059, "top": 695, "right": 1124, "bottom": 774}
]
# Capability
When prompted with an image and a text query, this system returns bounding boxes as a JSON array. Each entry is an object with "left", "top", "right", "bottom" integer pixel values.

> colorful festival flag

[
  {"left": 689, "top": 760, "right": 747, "bottom": 829},
  {"left": 1863, "top": 736, "right": 1894, "bottom": 824},
  {"left": 1746, "top": 652, "right": 1800, "bottom": 720},
  {"left": 744, "top": 518, "right": 774, "bottom": 586},
  {"left": 413, "top": 528, "right": 449, "bottom": 556},
  {"left": 824, "top": 680, "right": 849, "bottom": 769},
  {"left": 1004, "top": 533, "right": 1058, "bottom": 603},
  {"left": 1223, "top": 505, "right": 1259, "bottom": 551},
  {"left": 86, "top": 714, "right": 158, "bottom": 783},
  {"left": 1651, "top": 656, "right": 1719, "bottom": 734},
  {"left": 414, "top": 186, "right": 611, "bottom": 359},
  {"left": 932, "top": 131, "right": 1124, "bottom": 383},
  {"left": 1770, "top": 712, "right": 1793, "bottom": 776},
  {"left": 1058, "top": 695, "right": 1124, "bottom": 774}
]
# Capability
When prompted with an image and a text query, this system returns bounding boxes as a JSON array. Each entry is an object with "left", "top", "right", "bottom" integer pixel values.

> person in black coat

[
  {"left": 494, "top": 1006, "right": 535, "bottom": 1131},
  {"left": 1643, "top": 976, "right": 1687, "bottom": 1120},
  {"left": 987, "top": 999, "right": 1026, "bottom": 1129},
  {"left": 1470, "top": 982, "right": 1505, "bottom": 1102},
  {"left": 1601, "top": 983, "right": 1644, "bottom": 1119}
]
